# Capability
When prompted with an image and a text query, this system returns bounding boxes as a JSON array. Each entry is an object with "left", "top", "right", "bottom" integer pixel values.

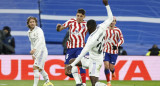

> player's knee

[
  {"left": 109, "top": 66, "right": 114, "bottom": 71},
  {"left": 33, "top": 66, "right": 39, "bottom": 70},
  {"left": 39, "top": 69, "right": 42, "bottom": 72},
  {"left": 104, "top": 64, "right": 109, "bottom": 69},
  {"left": 69, "top": 58, "right": 75, "bottom": 64}
]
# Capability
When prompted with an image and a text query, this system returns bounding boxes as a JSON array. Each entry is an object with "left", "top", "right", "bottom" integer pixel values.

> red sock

[
  {"left": 106, "top": 73, "right": 110, "bottom": 82},
  {"left": 80, "top": 73, "right": 86, "bottom": 83}
]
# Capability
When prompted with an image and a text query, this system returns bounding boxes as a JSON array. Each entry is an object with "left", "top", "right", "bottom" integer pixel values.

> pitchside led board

[{"left": 0, "top": 55, "right": 160, "bottom": 80}]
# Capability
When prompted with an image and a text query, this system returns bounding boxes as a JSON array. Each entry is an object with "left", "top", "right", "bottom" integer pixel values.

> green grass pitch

[{"left": 0, "top": 80, "right": 160, "bottom": 86}]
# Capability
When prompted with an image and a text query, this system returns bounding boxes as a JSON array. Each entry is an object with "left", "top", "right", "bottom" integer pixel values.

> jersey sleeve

[
  {"left": 70, "top": 35, "right": 96, "bottom": 66},
  {"left": 117, "top": 29, "right": 124, "bottom": 46},
  {"left": 70, "top": 29, "right": 102, "bottom": 66},
  {"left": 99, "top": 5, "right": 113, "bottom": 31},
  {"left": 62, "top": 18, "right": 74, "bottom": 28}
]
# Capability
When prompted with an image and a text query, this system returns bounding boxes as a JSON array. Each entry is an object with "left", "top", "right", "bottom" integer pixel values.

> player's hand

[
  {"left": 32, "top": 55, "right": 36, "bottom": 60},
  {"left": 30, "top": 49, "right": 36, "bottom": 55},
  {"left": 66, "top": 65, "right": 72, "bottom": 74},
  {"left": 56, "top": 24, "right": 61, "bottom": 32},
  {"left": 103, "top": 0, "right": 108, "bottom": 6},
  {"left": 112, "top": 46, "right": 117, "bottom": 50}
]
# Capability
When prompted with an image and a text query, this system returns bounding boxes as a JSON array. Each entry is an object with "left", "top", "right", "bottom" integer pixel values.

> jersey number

[{"left": 97, "top": 42, "right": 102, "bottom": 54}]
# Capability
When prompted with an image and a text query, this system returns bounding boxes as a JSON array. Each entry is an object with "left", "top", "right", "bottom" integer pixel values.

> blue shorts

[
  {"left": 103, "top": 52, "right": 118, "bottom": 65},
  {"left": 64, "top": 48, "right": 83, "bottom": 64}
]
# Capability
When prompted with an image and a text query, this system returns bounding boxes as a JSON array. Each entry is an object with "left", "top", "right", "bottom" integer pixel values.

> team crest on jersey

[{"left": 75, "top": 30, "right": 79, "bottom": 33}]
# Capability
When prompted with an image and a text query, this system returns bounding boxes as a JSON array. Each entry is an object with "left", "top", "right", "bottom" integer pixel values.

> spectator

[
  {"left": 0, "top": 30, "right": 6, "bottom": 54},
  {"left": 146, "top": 44, "right": 160, "bottom": 56},
  {"left": 118, "top": 46, "right": 127, "bottom": 55},
  {"left": 2, "top": 26, "right": 15, "bottom": 54},
  {"left": 62, "top": 30, "right": 69, "bottom": 55}
]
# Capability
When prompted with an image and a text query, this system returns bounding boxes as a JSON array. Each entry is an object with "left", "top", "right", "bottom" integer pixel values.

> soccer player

[
  {"left": 27, "top": 17, "right": 53, "bottom": 86},
  {"left": 66, "top": 0, "right": 113, "bottom": 86},
  {"left": 103, "top": 16, "right": 124, "bottom": 86},
  {"left": 56, "top": 8, "right": 88, "bottom": 85}
]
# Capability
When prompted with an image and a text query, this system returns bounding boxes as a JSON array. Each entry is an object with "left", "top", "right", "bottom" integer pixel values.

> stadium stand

[{"left": 0, "top": 0, "right": 160, "bottom": 55}]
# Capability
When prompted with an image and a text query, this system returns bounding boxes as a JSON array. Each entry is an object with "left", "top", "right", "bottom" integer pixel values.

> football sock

[
  {"left": 80, "top": 68, "right": 86, "bottom": 83},
  {"left": 40, "top": 69, "right": 50, "bottom": 83},
  {"left": 72, "top": 66, "right": 81, "bottom": 84},
  {"left": 33, "top": 69, "right": 39, "bottom": 86},
  {"left": 105, "top": 69, "right": 111, "bottom": 83}
]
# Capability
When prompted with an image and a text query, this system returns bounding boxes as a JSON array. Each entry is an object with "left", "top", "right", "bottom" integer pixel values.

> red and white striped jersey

[
  {"left": 63, "top": 18, "right": 88, "bottom": 48},
  {"left": 104, "top": 27, "right": 124, "bottom": 54}
]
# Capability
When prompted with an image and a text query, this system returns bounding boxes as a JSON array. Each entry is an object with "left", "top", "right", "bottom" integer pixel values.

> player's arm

[
  {"left": 99, "top": 0, "right": 113, "bottom": 31},
  {"left": 56, "top": 24, "right": 66, "bottom": 32},
  {"left": 56, "top": 19, "right": 73, "bottom": 32},
  {"left": 117, "top": 29, "right": 124, "bottom": 47},
  {"left": 70, "top": 39, "right": 94, "bottom": 66}
]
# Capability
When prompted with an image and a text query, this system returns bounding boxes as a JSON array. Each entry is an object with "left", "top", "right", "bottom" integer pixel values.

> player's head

[
  {"left": 109, "top": 16, "right": 116, "bottom": 28},
  {"left": 76, "top": 9, "right": 86, "bottom": 23},
  {"left": 27, "top": 16, "right": 38, "bottom": 29},
  {"left": 87, "top": 19, "right": 97, "bottom": 34}
]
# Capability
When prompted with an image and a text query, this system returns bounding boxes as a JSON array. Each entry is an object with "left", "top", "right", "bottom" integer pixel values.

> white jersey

[
  {"left": 28, "top": 26, "right": 48, "bottom": 57},
  {"left": 71, "top": 5, "right": 113, "bottom": 66},
  {"left": 86, "top": 26, "right": 106, "bottom": 60}
]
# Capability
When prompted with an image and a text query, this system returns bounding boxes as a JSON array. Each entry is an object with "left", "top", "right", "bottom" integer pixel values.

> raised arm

[{"left": 99, "top": 0, "right": 113, "bottom": 30}]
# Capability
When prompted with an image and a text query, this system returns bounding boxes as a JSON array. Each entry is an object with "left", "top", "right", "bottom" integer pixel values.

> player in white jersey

[
  {"left": 27, "top": 17, "right": 53, "bottom": 86},
  {"left": 103, "top": 16, "right": 124, "bottom": 86},
  {"left": 66, "top": 0, "right": 113, "bottom": 86}
]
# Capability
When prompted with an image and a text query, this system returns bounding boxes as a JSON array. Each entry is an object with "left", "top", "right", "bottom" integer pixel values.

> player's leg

[
  {"left": 38, "top": 52, "right": 50, "bottom": 83},
  {"left": 72, "top": 66, "right": 82, "bottom": 85},
  {"left": 33, "top": 64, "right": 40, "bottom": 86},
  {"left": 75, "top": 48, "right": 86, "bottom": 85},
  {"left": 90, "top": 76, "right": 98, "bottom": 86},
  {"left": 89, "top": 59, "right": 102, "bottom": 86},
  {"left": 109, "top": 54, "right": 118, "bottom": 80},
  {"left": 103, "top": 53, "right": 111, "bottom": 86},
  {"left": 69, "top": 58, "right": 83, "bottom": 85},
  {"left": 64, "top": 48, "right": 76, "bottom": 78}
]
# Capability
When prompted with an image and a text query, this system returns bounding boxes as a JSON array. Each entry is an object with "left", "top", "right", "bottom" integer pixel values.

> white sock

[
  {"left": 33, "top": 70, "right": 39, "bottom": 86},
  {"left": 95, "top": 82, "right": 107, "bottom": 86},
  {"left": 72, "top": 66, "right": 81, "bottom": 84},
  {"left": 40, "top": 69, "right": 50, "bottom": 83}
]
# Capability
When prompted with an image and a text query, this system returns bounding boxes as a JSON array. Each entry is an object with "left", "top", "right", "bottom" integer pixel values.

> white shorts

[
  {"left": 88, "top": 58, "right": 103, "bottom": 77},
  {"left": 81, "top": 57, "right": 90, "bottom": 69},
  {"left": 34, "top": 50, "right": 48, "bottom": 69}
]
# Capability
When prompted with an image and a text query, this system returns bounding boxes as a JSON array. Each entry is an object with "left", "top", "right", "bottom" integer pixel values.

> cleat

[
  {"left": 76, "top": 84, "right": 83, "bottom": 86},
  {"left": 107, "top": 83, "right": 111, "bottom": 86},
  {"left": 82, "top": 83, "right": 86, "bottom": 86}
]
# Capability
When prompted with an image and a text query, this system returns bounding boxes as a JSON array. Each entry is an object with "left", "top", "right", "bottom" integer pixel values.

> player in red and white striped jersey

[
  {"left": 56, "top": 9, "right": 87, "bottom": 86},
  {"left": 103, "top": 17, "right": 124, "bottom": 86},
  {"left": 62, "top": 18, "right": 87, "bottom": 48}
]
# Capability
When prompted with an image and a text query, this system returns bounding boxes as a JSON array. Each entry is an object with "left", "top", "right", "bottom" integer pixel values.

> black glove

[{"left": 112, "top": 46, "right": 117, "bottom": 50}]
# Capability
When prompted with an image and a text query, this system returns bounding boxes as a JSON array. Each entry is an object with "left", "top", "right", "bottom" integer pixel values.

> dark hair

[
  {"left": 27, "top": 16, "right": 38, "bottom": 28},
  {"left": 77, "top": 9, "right": 86, "bottom": 15},
  {"left": 3, "top": 26, "right": 11, "bottom": 32},
  {"left": 87, "top": 19, "right": 97, "bottom": 34},
  {"left": 3, "top": 26, "right": 11, "bottom": 36}
]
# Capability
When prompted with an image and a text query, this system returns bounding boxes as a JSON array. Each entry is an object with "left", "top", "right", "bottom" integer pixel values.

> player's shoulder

[
  {"left": 114, "top": 26, "right": 121, "bottom": 31},
  {"left": 69, "top": 18, "right": 76, "bottom": 21}
]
